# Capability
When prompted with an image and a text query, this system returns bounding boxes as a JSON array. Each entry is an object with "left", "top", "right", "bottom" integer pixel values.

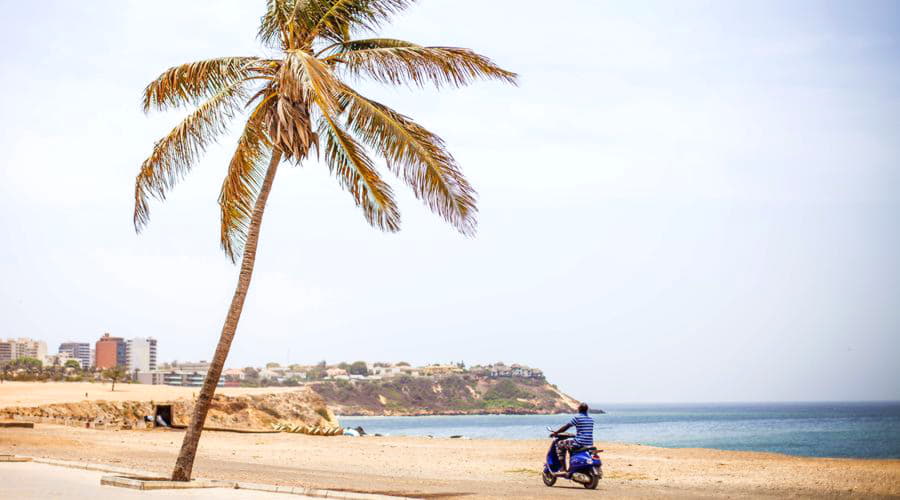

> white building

[
  {"left": 125, "top": 337, "right": 158, "bottom": 374},
  {"left": 137, "top": 371, "right": 164, "bottom": 385},
  {"left": 44, "top": 352, "right": 75, "bottom": 367},
  {"left": 371, "top": 365, "right": 403, "bottom": 377},
  {"left": 162, "top": 362, "right": 223, "bottom": 387}
]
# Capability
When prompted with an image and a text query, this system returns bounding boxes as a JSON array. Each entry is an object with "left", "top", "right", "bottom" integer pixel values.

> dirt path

[{"left": 2, "top": 424, "right": 898, "bottom": 498}]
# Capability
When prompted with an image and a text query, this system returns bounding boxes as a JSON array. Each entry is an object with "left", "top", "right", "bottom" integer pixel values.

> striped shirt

[{"left": 569, "top": 413, "right": 594, "bottom": 446}]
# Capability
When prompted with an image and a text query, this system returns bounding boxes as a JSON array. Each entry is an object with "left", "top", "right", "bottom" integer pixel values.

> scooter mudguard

[{"left": 545, "top": 442, "right": 563, "bottom": 473}]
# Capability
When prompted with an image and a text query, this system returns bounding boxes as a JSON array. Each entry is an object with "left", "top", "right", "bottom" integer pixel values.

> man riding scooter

[{"left": 551, "top": 402, "right": 594, "bottom": 475}]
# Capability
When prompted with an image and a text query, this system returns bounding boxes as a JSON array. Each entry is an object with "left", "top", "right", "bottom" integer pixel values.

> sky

[{"left": 1, "top": 1, "right": 898, "bottom": 403}]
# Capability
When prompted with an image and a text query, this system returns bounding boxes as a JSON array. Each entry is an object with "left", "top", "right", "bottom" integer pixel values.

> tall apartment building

[
  {"left": 125, "top": 337, "right": 157, "bottom": 374},
  {"left": 0, "top": 340, "right": 15, "bottom": 362},
  {"left": 58, "top": 342, "right": 92, "bottom": 370},
  {"left": 95, "top": 333, "right": 126, "bottom": 369},
  {"left": 0, "top": 338, "right": 47, "bottom": 364}
]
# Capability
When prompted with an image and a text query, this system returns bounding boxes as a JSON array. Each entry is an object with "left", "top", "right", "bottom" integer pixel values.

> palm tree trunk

[{"left": 171, "top": 150, "right": 283, "bottom": 481}]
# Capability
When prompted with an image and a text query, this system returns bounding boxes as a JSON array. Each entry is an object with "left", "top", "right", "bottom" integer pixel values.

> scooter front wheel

[{"left": 542, "top": 469, "right": 557, "bottom": 486}]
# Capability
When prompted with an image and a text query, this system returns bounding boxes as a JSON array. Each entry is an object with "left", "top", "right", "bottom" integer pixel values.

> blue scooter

[{"left": 541, "top": 427, "right": 602, "bottom": 489}]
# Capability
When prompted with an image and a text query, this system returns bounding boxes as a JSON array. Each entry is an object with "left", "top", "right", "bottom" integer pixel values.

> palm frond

[
  {"left": 134, "top": 82, "right": 248, "bottom": 231},
  {"left": 142, "top": 57, "right": 259, "bottom": 112},
  {"left": 259, "top": 0, "right": 324, "bottom": 49},
  {"left": 302, "top": 0, "right": 415, "bottom": 44},
  {"left": 325, "top": 40, "right": 517, "bottom": 88},
  {"left": 218, "top": 117, "right": 272, "bottom": 262},
  {"left": 338, "top": 89, "right": 477, "bottom": 235},
  {"left": 292, "top": 50, "right": 343, "bottom": 111},
  {"left": 318, "top": 111, "right": 400, "bottom": 232}
]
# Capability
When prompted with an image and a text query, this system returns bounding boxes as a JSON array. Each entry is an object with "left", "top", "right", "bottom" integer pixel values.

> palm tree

[{"left": 134, "top": 0, "right": 516, "bottom": 481}]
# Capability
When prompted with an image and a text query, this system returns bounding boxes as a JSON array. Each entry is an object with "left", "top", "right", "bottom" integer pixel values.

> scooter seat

[{"left": 571, "top": 446, "right": 597, "bottom": 454}]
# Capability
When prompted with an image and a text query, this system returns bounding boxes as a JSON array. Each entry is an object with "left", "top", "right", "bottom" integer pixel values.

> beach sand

[
  {"left": 1, "top": 423, "right": 897, "bottom": 498},
  {"left": 1, "top": 382, "right": 898, "bottom": 498}
]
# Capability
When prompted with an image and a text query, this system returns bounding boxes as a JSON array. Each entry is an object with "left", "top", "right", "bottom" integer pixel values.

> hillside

[
  {"left": 309, "top": 375, "right": 580, "bottom": 416},
  {"left": 0, "top": 382, "right": 336, "bottom": 431}
]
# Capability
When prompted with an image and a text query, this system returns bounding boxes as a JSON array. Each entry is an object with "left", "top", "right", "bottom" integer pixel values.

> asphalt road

[{"left": 0, "top": 461, "right": 309, "bottom": 499}]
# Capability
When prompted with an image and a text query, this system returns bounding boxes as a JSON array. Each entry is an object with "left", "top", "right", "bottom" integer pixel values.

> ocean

[{"left": 339, "top": 402, "right": 900, "bottom": 459}]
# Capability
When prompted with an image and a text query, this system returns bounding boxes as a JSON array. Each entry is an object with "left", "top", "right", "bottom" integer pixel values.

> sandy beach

[
  {"left": 1, "top": 382, "right": 899, "bottom": 498},
  {"left": 2, "top": 423, "right": 898, "bottom": 498}
]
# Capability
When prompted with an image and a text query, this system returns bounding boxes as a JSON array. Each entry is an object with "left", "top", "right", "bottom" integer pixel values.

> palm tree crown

[{"left": 134, "top": 0, "right": 517, "bottom": 260}]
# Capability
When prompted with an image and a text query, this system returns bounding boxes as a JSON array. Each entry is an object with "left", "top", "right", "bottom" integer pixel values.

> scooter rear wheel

[
  {"left": 583, "top": 471, "right": 599, "bottom": 489},
  {"left": 542, "top": 470, "right": 557, "bottom": 486}
]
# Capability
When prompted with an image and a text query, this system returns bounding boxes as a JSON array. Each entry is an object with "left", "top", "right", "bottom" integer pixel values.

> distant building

[
  {"left": 490, "top": 364, "right": 512, "bottom": 377},
  {"left": 43, "top": 352, "right": 75, "bottom": 367},
  {"left": 1, "top": 338, "right": 48, "bottom": 365},
  {"left": 95, "top": 333, "right": 126, "bottom": 369},
  {"left": 486, "top": 363, "right": 543, "bottom": 379},
  {"left": 58, "top": 342, "right": 91, "bottom": 370},
  {"left": 325, "top": 368, "right": 348, "bottom": 379},
  {"left": 136, "top": 371, "right": 164, "bottom": 385},
  {"left": 371, "top": 365, "right": 402, "bottom": 377},
  {"left": 260, "top": 367, "right": 284, "bottom": 381},
  {"left": 0, "top": 340, "right": 15, "bottom": 363},
  {"left": 162, "top": 361, "right": 223, "bottom": 387},
  {"left": 222, "top": 368, "right": 245, "bottom": 381},
  {"left": 125, "top": 337, "right": 157, "bottom": 374}
]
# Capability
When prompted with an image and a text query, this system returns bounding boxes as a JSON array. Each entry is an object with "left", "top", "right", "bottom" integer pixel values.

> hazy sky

[{"left": 1, "top": 1, "right": 898, "bottom": 403}]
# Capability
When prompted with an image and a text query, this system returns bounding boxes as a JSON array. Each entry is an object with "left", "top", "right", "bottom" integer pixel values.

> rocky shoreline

[{"left": 334, "top": 407, "right": 570, "bottom": 417}]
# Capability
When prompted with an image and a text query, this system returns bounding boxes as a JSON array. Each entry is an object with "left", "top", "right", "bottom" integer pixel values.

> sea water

[{"left": 339, "top": 402, "right": 900, "bottom": 459}]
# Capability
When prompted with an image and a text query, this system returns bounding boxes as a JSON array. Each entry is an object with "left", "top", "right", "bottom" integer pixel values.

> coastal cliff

[
  {"left": 309, "top": 375, "right": 580, "bottom": 416},
  {"left": 0, "top": 386, "right": 336, "bottom": 431}
]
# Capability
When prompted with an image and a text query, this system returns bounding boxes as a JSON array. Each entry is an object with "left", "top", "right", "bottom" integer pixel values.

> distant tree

[
  {"left": 265, "top": 362, "right": 280, "bottom": 368},
  {"left": 102, "top": 366, "right": 127, "bottom": 391},
  {"left": 349, "top": 361, "right": 368, "bottom": 376},
  {"left": 316, "top": 360, "right": 327, "bottom": 369},
  {"left": 0, "top": 361, "right": 10, "bottom": 383},
  {"left": 306, "top": 366, "right": 327, "bottom": 380},
  {"left": 242, "top": 367, "right": 260, "bottom": 379},
  {"left": 396, "top": 361, "right": 411, "bottom": 367},
  {"left": 337, "top": 362, "right": 351, "bottom": 371},
  {"left": 14, "top": 357, "right": 43, "bottom": 377},
  {"left": 288, "top": 364, "right": 303, "bottom": 371},
  {"left": 64, "top": 359, "right": 82, "bottom": 372},
  {"left": 47, "top": 358, "right": 64, "bottom": 381}
]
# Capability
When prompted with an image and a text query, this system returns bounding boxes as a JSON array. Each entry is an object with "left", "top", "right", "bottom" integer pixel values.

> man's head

[{"left": 578, "top": 402, "right": 589, "bottom": 414}]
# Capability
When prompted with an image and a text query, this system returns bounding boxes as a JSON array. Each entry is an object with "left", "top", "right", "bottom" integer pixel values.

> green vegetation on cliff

[{"left": 310, "top": 375, "right": 578, "bottom": 416}]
